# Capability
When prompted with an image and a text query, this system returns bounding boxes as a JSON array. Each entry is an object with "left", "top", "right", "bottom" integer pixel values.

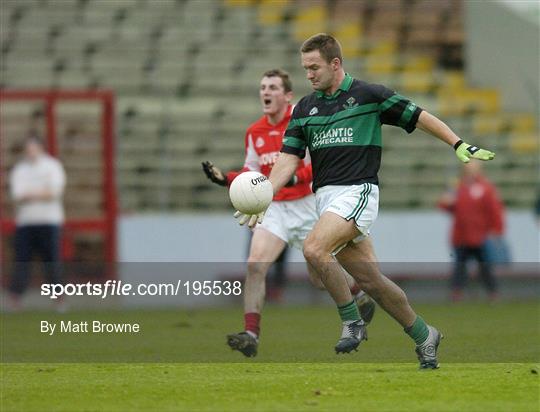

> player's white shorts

[
  {"left": 315, "top": 183, "right": 379, "bottom": 243},
  {"left": 258, "top": 194, "right": 317, "bottom": 250}
]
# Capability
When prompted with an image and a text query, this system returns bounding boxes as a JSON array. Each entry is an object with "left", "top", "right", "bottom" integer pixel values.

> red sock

[
  {"left": 350, "top": 283, "right": 360, "bottom": 296},
  {"left": 244, "top": 312, "right": 261, "bottom": 337}
]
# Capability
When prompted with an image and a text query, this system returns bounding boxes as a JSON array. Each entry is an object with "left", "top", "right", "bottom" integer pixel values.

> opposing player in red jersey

[{"left": 202, "top": 69, "right": 375, "bottom": 357}]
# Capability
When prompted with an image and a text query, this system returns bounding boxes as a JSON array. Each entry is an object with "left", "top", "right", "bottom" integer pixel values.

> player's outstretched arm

[
  {"left": 416, "top": 111, "right": 495, "bottom": 163},
  {"left": 201, "top": 161, "right": 227, "bottom": 186},
  {"left": 269, "top": 153, "right": 300, "bottom": 194}
]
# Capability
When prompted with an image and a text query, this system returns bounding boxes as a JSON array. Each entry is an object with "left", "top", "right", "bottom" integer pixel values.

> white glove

[{"left": 234, "top": 210, "right": 265, "bottom": 228}]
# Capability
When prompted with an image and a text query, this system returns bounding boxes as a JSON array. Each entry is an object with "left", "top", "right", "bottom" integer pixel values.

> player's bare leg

[
  {"left": 303, "top": 213, "right": 358, "bottom": 305},
  {"left": 337, "top": 237, "right": 443, "bottom": 369},
  {"left": 307, "top": 261, "right": 353, "bottom": 291},
  {"left": 306, "top": 262, "right": 376, "bottom": 324},
  {"left": 336, "top": 238, "right": 416, "bottom": 327},
  {"left": 306, "top": 261, "right": 325, "bottom": 290},
  {"left": 303, "top": 212, "right": 368, "bottom": 353},
  {"left": 244, "top": 228, "right": 286, "bottom": 314},
  {"left": 227, "top": 227, "right": 286, "bottom": 357}
]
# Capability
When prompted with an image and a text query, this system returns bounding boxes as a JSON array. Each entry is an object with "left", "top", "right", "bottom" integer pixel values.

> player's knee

[{"left": 303, "top": 238, "right": 325, "bottom": 263}]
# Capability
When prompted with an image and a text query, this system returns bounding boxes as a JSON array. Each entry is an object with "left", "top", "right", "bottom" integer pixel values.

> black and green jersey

[{"left": 281, "top": 74, "right": 423, "bottom": 192}]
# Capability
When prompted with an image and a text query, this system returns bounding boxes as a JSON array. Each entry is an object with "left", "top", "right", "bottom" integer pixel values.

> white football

[{"left": 229, "top": 171, "right": 273, "bottom": 214}]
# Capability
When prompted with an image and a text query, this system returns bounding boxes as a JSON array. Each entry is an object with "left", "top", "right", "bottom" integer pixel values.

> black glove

[
  {"left": 284, "top": 175, "right": 298, "bottom": 187},
  {"left": 202, "top": 161, "right": 227, "bottom": 186}
]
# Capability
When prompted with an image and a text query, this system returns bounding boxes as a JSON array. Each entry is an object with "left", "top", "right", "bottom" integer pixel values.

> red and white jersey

[{"left": 227, "top": 105, "right": 312, "bottom": 201}]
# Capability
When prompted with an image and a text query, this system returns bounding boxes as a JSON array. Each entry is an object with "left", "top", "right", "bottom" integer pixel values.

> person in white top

[{"left": 8, "top": 136, "right": 66, "bottom": 309}]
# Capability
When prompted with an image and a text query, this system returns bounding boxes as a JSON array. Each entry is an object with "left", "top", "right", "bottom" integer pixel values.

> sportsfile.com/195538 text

[{"left": 40, "top": 280, "right": 243, "bottom": 300}]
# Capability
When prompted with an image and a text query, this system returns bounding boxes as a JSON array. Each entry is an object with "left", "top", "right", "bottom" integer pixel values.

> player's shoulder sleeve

[
  {"left": 368, "top": 83, "right": 423, "bottom": 133},
  {"left": 281, "top": 97, "right": 310, "bottom": 159}
]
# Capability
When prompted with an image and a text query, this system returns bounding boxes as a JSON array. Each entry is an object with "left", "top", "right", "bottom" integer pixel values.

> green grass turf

[
  {"left": 1, "top": 302, "right": 539, "bottom": 411},
  {"left": 1, "top": 302, "right": 538, "bottom": 362},
  {"left": 2, "top": 363, "right": 538, "bottom": 411}
]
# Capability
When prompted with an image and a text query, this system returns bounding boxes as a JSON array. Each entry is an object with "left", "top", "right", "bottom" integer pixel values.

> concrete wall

[
  {"left": 116, "top": 211, "right": 538, "bottom": 307},
  {"left": 465, "top": 1, "right": 540, "bottom": 112},
  {"left": 119, "top": 211, "right": 539, "bottom": 264}
]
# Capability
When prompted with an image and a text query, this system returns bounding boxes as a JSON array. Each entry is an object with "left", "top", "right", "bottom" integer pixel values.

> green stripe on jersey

[
  {"left": 398, "top": 101, "right": 418, "bottom": 128},
  {"left": 290, "top": 103, "right": 378, "bottom": 128},
  {"left": 379, "top": 94, "right": 404, "bottom": 113}
]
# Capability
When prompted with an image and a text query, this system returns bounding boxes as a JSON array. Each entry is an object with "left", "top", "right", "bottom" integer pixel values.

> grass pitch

[{"left": 1, "top": 302, "right": 539, "bottom": 411}]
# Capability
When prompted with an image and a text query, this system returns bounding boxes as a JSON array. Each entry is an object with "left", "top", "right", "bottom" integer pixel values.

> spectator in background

[
  {"left": 438, "top": 160, "right": 505, "bottom": 302},
  {"left": 7, "top": 136, "right": 66, "bottom": 311}
]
